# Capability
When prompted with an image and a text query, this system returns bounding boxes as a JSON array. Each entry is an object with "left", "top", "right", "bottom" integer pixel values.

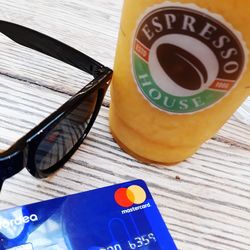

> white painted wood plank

[
  {"left": 0, "top": 1, "right": 249, "bottom": 250},
  {"left": 0, "top": 0, "right": 121, "bottom": 103},
  {"left": 216, "top": 115, "right": 250, "bottom": 150}
]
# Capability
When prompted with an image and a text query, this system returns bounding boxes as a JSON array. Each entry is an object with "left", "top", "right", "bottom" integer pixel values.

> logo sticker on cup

[{"left": 132, "top": 3, "right": 247, "bottom": 114}]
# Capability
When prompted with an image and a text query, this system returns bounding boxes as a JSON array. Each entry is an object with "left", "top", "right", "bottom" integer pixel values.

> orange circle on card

[{"left": 127, "top": 185, "right": 146, "bottom": 204}]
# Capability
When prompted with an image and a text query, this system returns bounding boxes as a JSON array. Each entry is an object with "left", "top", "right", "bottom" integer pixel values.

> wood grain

[{"left": 0, "top": 1, "right": 249, "bottom": 250}]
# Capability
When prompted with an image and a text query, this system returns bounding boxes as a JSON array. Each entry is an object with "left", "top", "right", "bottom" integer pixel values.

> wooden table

[{"left": 0, "top": 1, "right": 249, "bottom": 249}]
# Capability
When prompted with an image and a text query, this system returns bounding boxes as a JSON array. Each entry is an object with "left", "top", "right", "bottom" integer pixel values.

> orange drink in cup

[{"left": 110, "top": 0, "right": 250, "bottom": 164}]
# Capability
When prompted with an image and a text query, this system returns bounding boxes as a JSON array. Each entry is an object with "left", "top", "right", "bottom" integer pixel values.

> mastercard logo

[{"left": 114, "top": 185, "right": 147, "bottom": 208}]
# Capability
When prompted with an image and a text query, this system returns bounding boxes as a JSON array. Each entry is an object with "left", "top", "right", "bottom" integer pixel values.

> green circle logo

[{"left": 132, "top": 4, "right": 246, "bottom": 114}]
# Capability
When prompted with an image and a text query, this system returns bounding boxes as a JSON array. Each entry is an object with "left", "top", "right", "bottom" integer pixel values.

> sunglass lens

[{"left": 35, "top": 91, "right": 98, "bottom": 171}]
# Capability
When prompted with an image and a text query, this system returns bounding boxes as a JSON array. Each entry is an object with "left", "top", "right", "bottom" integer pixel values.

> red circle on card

[{"left": 114, "top": 188, "right": 134, "bottom": 207}]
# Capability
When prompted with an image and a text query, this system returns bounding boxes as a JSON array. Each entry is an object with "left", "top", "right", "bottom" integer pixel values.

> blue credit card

[{"left": 0, "top": 180, "right": 177, "bottom": 250}]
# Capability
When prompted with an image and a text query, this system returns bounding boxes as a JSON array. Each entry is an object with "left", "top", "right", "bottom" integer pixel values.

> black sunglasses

[{"left": 0, "top": 21, "right": 112, "bottom": 190}]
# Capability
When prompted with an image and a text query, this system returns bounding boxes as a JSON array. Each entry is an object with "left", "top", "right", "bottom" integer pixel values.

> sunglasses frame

[{"left": 0, "top": 21, "right": 113, "bottom": 189}]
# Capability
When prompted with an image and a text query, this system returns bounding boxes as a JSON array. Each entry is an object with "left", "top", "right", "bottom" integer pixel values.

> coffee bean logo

[{"left": 157, "top": 44, "right": 208, "bottom": 91}]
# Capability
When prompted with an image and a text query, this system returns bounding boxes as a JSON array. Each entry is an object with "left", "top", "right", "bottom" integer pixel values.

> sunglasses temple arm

[{"left": 0, "top": 20, "right": 104, "bottom": 77}]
